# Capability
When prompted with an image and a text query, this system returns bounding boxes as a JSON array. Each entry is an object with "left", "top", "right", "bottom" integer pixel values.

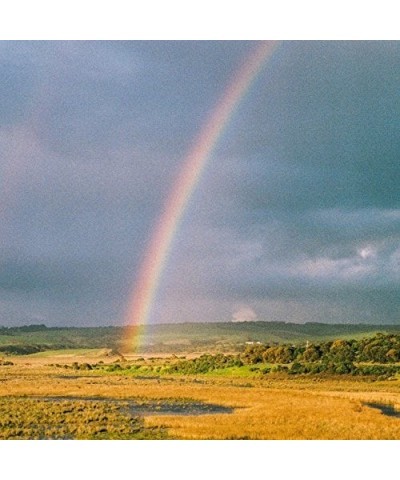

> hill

[{"left": 1, "top": 321, "right": 400, "bottom": 354}]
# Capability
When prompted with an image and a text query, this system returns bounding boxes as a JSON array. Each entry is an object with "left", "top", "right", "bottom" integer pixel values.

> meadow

[{"left": 3, "top": 330, "right": 400, "bottom": 440}]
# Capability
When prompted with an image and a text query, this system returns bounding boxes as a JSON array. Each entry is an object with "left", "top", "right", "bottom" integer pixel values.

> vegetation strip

[{"left": 23, "top": 395, "right": 234, "bottom": 416}]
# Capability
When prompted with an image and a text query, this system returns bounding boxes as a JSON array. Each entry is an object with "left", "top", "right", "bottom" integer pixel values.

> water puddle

[
  {"left": 126, "top": 400, "right": 232, "bottom": 416},
  {"left": 28, "top": 396, "right": 233, "bottom": 416},
  {"left": 365, "top": 403, "right": 400, "bottom": 418}
]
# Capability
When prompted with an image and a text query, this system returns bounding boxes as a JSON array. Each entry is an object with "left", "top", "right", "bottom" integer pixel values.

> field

[{"left": 3, "top": 334, "right": 400, "bottom": 440}]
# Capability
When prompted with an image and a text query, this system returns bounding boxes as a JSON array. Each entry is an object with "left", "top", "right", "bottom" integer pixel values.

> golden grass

[
  {"left": 2, "top": 360, "right": 400, "bottom": 439},
  {"left": 145, "top": 387, "right": 400, "bottom": 439},
  {"left": 0, "top": 397, "right": 166, "bottom": 439}
]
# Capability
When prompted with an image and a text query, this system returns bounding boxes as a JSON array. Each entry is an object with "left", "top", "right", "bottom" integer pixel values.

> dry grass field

[{"left": 2, "top": 349, "right": 400, "bottom": 439}]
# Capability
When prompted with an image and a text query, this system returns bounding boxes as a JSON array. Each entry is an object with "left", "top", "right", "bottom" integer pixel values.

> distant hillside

[
  {"left": 135, "top": 322, "right": 400, "bottom": 352},
  {"left": 1, "top": 321, "right": 400, "bottom": 354}
]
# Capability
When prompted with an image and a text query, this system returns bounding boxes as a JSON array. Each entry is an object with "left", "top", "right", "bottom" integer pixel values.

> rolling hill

[{"left": 1, "top": 321, "right": 400, "bottom": 354}]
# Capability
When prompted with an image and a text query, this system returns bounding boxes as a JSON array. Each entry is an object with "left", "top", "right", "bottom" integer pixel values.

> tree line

[
  {"left": 166, "top": 333, "right": 400, "bottom": 377},
  {"left": 241, "top": 333, "right": 400, "bottom": 365}
]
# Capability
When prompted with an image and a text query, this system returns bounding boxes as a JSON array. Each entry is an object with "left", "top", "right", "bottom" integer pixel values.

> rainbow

[{"left": 123, "top": 41, "right": 278, "bottom": 352}]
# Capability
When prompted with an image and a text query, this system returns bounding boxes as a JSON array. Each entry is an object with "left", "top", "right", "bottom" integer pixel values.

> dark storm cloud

[
  {"left": 0, "top": 41, "right": 261, "bottom": 325},
  {"left": 156, "top": 42, "right": 400, "bottom": 324},
  {"left": 1, "top": 40, "right": 400, "bottom": 326},
  {"left": 216, "top": 42, "right": 400, "bottom": 211}
]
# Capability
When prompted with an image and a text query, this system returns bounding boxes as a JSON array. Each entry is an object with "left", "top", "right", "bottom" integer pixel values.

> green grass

[
  {"left": 26, "top": 348, "right": 108, "bottom": 358},
  {"left": 200, "top": 365, "right": 270, "bottom": 377},
  {"left": 57, "top": 359, "right": 275, "bottom": 380}
]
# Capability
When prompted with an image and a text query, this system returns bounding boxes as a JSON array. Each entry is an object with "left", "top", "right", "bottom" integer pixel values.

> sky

[{"left": 1, "top": 40, "right": 400, "bottom": 327}]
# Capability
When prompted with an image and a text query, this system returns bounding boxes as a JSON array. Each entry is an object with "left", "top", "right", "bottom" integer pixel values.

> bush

[{"left": 164, "top": 353, "right": 244, "bottom": 374}]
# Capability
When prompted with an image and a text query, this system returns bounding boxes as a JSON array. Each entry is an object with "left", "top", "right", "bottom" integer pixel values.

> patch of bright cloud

[
  {"left": 357, "top": 246, "right": 376, "bottom": 260},
  {"left": 232, "top": 305, "right": 258, "bottom": 322}
]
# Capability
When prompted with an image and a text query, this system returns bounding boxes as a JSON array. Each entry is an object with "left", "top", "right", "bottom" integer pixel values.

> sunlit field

[{"left": 3, "top": 345, "right": 400, "bottom": 440}]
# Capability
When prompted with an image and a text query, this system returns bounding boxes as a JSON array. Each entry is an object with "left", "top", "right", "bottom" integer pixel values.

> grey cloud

[{"left": 1, "top": 41, "right": 400, "bottom": 326}]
